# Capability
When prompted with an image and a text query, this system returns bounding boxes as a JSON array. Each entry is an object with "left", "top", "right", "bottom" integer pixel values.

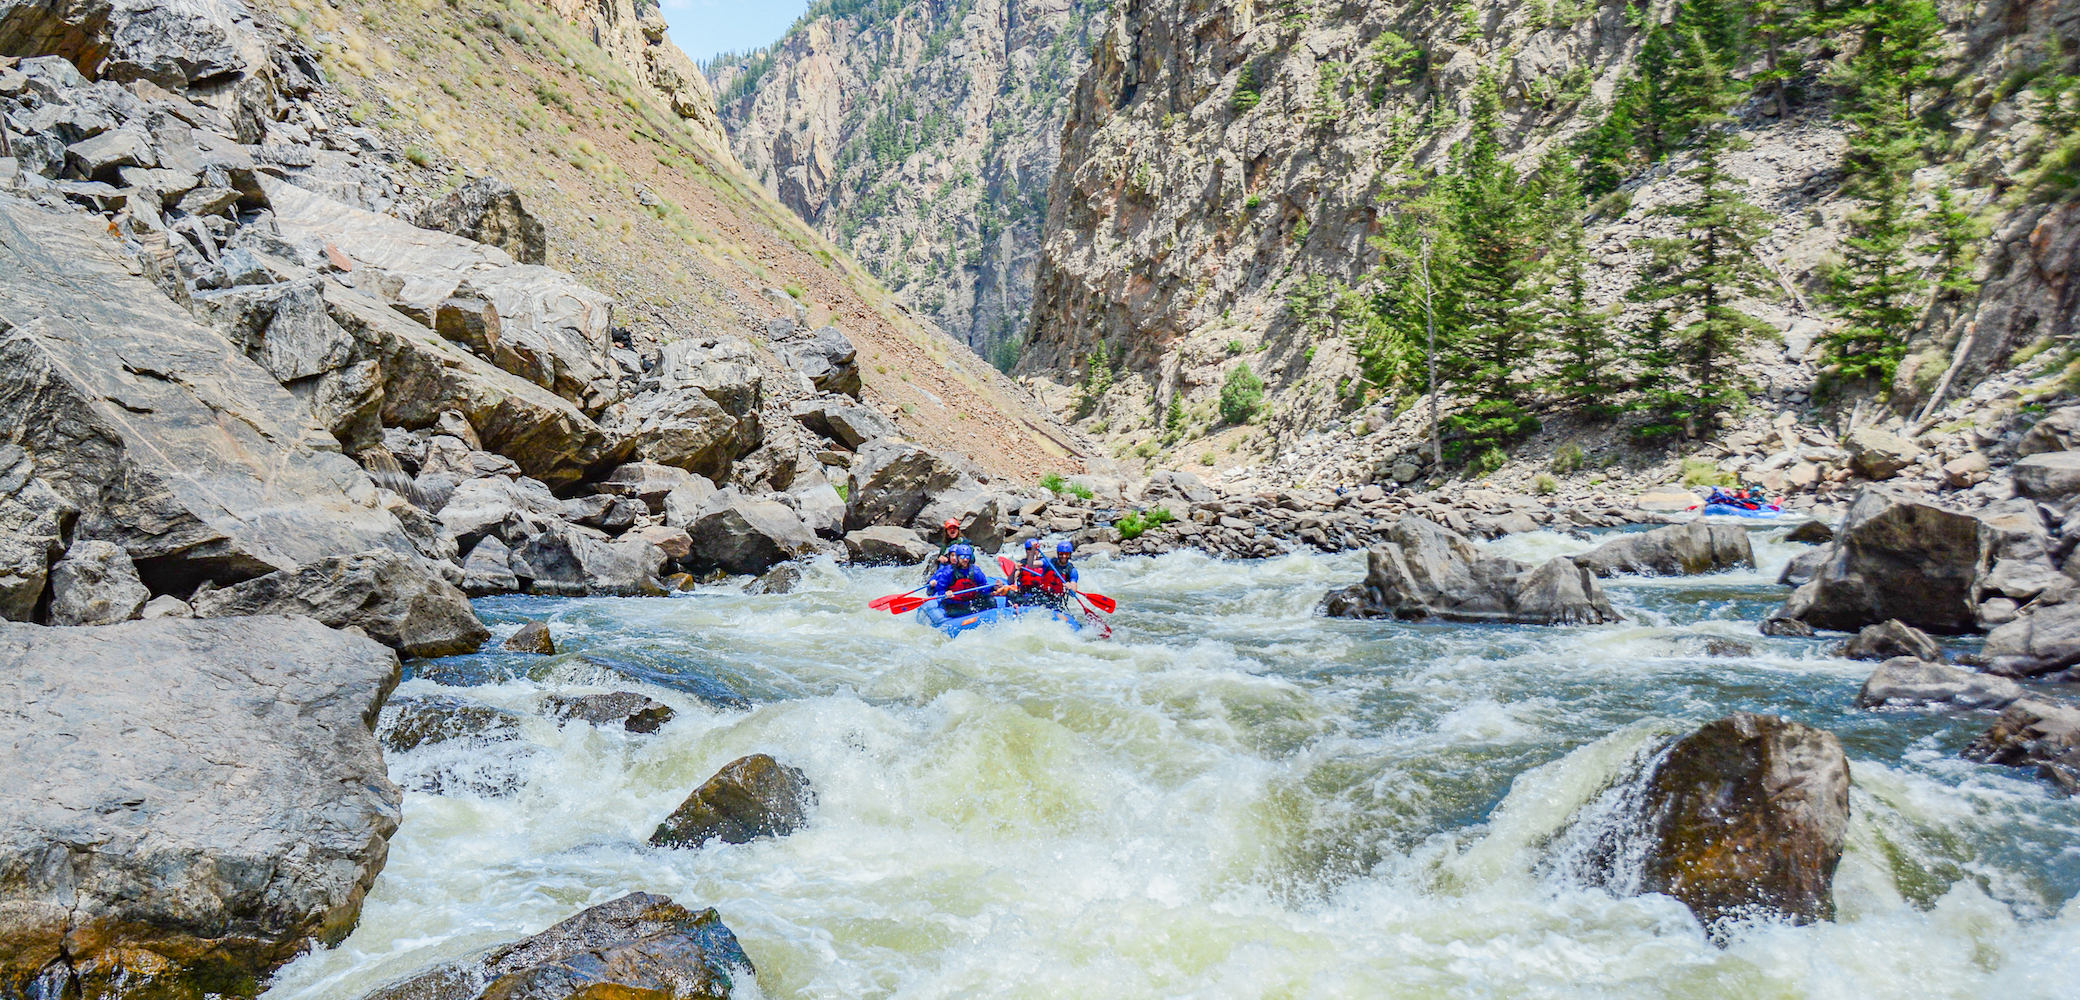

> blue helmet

[
  {"left": 951, "top": 543, "right": 975, "bottom": 560},
  {"left": 1056, "top": 541, "right": 1074, "bottom": 555},
  {"left": 1024, "top": 538, "right": 1041, "bottom": 550}
]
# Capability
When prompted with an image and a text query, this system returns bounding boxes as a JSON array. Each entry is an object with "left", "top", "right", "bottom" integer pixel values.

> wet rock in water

[
  {"left": 0, "top": 617, "right": 402, "bottom": 999},
  {"left": 844, "top": 525, "right": 936, "bottom": 565},
  {"left": 572, "top": 652, "right": 750, "bottom": 711},
  {"left": 511, "top": 524, "right": 667, "bottom": 597},
  {"left": 1776, "top": 547, "right": 1829, "bottom": 588},
  {"left": 1703, "top": 638, "right": 1755, "bottom": 658},
  {"left": 503, "top": 621, "right": 555, "bottom": 654},
  {"left": 1571, "top": 521, "right": 1754, "bottom": 578},
  {"left": 46, "top": 540, "right": 149, "bottom": 626},
  {"left": 1320, "top": 516, "right": 1620, "bottom": 625},
  {"left": 746, "top": 562, "right": 802, "bottom": 595},
  {"left": 191, "top": 549, "right": 489, "bottom": 658},
  {"left": 459, "top": 536, "right": 520, "bottom": 596},
  {"left": 354, "top": 892, "right": 752, "bottom": 1000},
  {"left": 1759, "top": 617, "right": 1817, "bottom": 637},
  {"left": 1981, "top": 603, "right": 2080, "bottom": 678},
  {"left": 1856, "top": 657, "right": 2025, "bottom": 709},
  {"left": 378, "top": 694, "right": 525, "bottom": 753},
  {"left": 651, "top": 754, "right": 815, "bottom": 848},
  {"left": 1785, "top": 520, "right": 1834, "bottom": 545},
  {"left": 1639, "top": 713, "right": 1851, "bottom": 932},
  {"left": 1841, "top": 619, "right": 1943, "bottom": 662},
  {"left": 1772, "top": 487, "right": 1993, "bottom": 635},
  {"left": 1963, "top": 699, "right": 2080, "bottom": 794},
  {"left": 544, "top": 691, "right": 676, "bottom": 733}
]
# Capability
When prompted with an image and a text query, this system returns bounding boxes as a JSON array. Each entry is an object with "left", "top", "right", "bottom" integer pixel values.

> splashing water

[{"left": 263, "top": 526, "right": 2080, "bottom": 1000}]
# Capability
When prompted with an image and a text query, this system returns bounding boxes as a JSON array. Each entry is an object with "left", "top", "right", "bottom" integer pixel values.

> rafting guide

[{"left": 869, "top": 536, "right": 1117, "bottom": 638}]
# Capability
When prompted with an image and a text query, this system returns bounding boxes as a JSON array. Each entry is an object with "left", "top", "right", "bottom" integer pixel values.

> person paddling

[
  {"left": 1013, "top": 540, "right": 1080, "bottom": 611},
  {"left": 924, "top": 517, "right": 967, "bottom": 579},
  {"left": 926, "top": 544, "right": 1005, "bottom": 616}
]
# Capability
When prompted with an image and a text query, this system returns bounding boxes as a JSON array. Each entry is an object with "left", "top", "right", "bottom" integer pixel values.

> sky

[{"left": 661, "top": 0, "right": 812, "bottom": 64}]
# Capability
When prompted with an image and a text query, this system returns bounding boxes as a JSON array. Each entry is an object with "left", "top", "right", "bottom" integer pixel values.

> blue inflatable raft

[
  {"left": 914, "top": 597, "right": 1084, "bottom": 637},
  {"left": 1700, "top": 503, "right": 1782, "bottom": 519}
]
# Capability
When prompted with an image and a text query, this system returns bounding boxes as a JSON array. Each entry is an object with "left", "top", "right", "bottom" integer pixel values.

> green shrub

[
  {"left": 1117, "top": 507, "right": 1177, "bottom": 540},
  {"left": 833, "top": 480, "right": 849, "bottom": 502},
  {"left": 1219, "top": 363, "right": 1265, "bottom": 425},
  {"left": 404, "top": 146, "right": 433, "bottom": 167},
  {"left": 1040, "top": 472, "right": 1065, "bottom": 495},
  {"left": 1067, "top": 482, "right": 1095, "bottom": 501},
  {"left": 1680, "top": 457, "right": 1736, "bottom": 488},
  {"left": 1225, "top": 339, "right": 1245, "bottom": 354},
  {"left": 1533, "top": 473, "right": 1558, "bottom": 495},
  {"left": 1243, "top": 194, "right": 1262, "bottom": 212},
  {"left": 1200, "top": 451, "right": 1217, "bottom": 466},
  {"left": 1551, "top": 444, "right": 1586, "bottom": 474},
  {"left": 1471, "top": 445, "right": 1508, "bottom": 477},
  {"left": 1441, "top": 400, "right": 1539, "bottom": 467}
]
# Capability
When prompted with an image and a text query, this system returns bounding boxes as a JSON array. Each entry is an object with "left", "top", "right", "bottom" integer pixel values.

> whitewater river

[{"left": 264, "top": 527, "right": 2080, "bottom": 999}]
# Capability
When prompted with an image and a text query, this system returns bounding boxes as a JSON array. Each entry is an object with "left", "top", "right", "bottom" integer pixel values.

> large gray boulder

[
  {"left": 0, "top": 617, "right": 402, "bottom": 999},
  {"left": 1844, "top": 426, "right": 1923, "bottom": 480},
  {"left": 790, "top": 475, "right": 847, "bottom": 538},
  {"left": 593, "top": 461, "right": 694, "bottom": 513},
  {"left": 790, "top": 398, "right": 898, "bottom": 450},
  {"left": 47, "top": 540, "right": 149, "bottom": 626},
  {"left": 1571, "top": 521, "right": 1754, "bottom": 578},
  {"left": 685, "top": 491, "right": 819, "bottom": 575},
  {"left": 408, "top": 176, "right": 547, "bottom": 265},
  {"left": 844, "top": 525, "right": 936, "bottom": 565},
  {"left": 1981, "top": 602, "right": 2080, "bottom": 677},
  {"left": 844, "top": 438, "right": 975, "bottom": 532},
  {"left": 1856, "top": 657, "right": 2025, "bottom": 709},
  {"left": 437, "top": 475, "right": 564, "bottom": 553},
  {"left": 1840, "top": 619, "right": 1943, "bottom": 662},
  {"left": 1773, "top": 487, "right": 1993, "bottom": 635},
  {"left": 0, "top": 198, "right": 430, "bottom": 595},
  {"left": 510, "top": 524, "right": 666, "bottom": 597},
  {"left": 602, "top": 385, "right": 761, "bottom": 481},
  {"left": 190, "top": 549, "right": 488, "bottom": 658},
  {"left": 1320, "top": 516, "right": 1620, "bottom": 625},
  {"left": 778, "top": 325, "right": 861, "bottom": 398},
  {"left": 1638, "top": 713, "right": 1851, "bottom": 932},
  {"left": 354, "top": 893, "right": 754, "bottom": 1000},
  {"left": 2012, "top": 451, "right": 2080, "bottom": 501}
]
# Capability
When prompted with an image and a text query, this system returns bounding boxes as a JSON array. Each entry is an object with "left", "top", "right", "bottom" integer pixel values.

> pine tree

[
  {"left": 1627, "top": 311, "right": 1690, "bottom": 440},
  {"left": 1576, "top": 77, "right": 1641, "bottom": 195},
  {"left": 1535, "top": 153, "right": 1620, "bottom": 415},
  {"left": 1635, "top": 33, "right": 1777, "bottom": 433},
  {"left": 1445, "top": 75, "right": 1540, "bottom": 403}
]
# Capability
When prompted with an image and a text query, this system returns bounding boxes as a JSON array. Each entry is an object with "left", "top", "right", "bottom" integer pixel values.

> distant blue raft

[
  {"left": 914, "top": 598, "right": 1083, "bottom": 637},
  {"left": 1700, "top": 503, "right": 1782, "bottom": 519}
]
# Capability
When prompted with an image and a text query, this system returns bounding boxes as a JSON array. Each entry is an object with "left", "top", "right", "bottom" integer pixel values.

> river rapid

[{"left": 264, "top": 527, "right": 2080, "bottom": 1000}]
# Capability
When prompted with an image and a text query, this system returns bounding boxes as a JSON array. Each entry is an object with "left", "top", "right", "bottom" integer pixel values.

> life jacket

[{"left": 937, "top": 565, "right": 992, "bottom": 612}]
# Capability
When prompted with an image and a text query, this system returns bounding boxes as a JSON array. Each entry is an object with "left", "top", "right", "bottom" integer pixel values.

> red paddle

[
  {"left": 889, "top": 582, "right": 995, "bottom": 615},
  {"left": 868, "top": 585, "right": 925, "bottom": 611}
]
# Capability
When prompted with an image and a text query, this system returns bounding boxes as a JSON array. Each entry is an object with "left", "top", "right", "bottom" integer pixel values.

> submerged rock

[
  {"left": 1856, "top": 657, "right": 2024, "bottom": 709},
  {"left": 1570, "top": 521, "right": 1753, "bottom": 578},
  {"left": 1981, "top": 603, "right": 2080, "bottom": 677},
  {"left": 0, "top": 617, "right": 402, "bottom": 999},
  {"left": 1773, "top": 487, "right": 1992, "bottom": 635},
  {"left": 1321, "top": 516, "right": 1620, "bottom": 625},
  {"left": 545, "top": 691, "right": 676, "bottom": 733},
  {"left": 1841, "top": 619, "right": 1943, "bottom": 662},
  {"left": 191, "top": 549, "right": 489, "bottom": 658},
  {"left": 1639, "top": 713, "right": 1851, "bottom": 933},
  {"left": 651, "top": 754, "right": 815, "bottom": 848},
  {"left": 379, "top": 694, "right": 524, "bottom": 754},
  {"left": 1964, "top": 698, "right": 2080, "bottom": 794},
  {"left": 745, "top": 562, "right": 802, "bottom": 595},
  {"left": 571, "top": 652, "right": 750, "bottom": 711},
  {"left": 356, "top": 892, "right": 752, "bottom": 1000}
]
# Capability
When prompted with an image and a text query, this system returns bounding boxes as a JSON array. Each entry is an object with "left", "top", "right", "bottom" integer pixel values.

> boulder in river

[
  {"left": 1639, "top": 713, "right": 1851, "bottom": 932},
  {"left": 46, "top": 540, "right": 150, "bottom": 626},
  {"left": 684, "top": 491, "right": 819, "bottom": 575},
  {"left": 0, "top": 617, "right": 402, "bottom": 999},
  {"left": 1963, "top": 698, "right": 2080, "bottom": 794},
  {"left": 191, "top": 549, "right": 489, "bottom": 658},
  {"left": 544, "top": 691, "right": 676, "bottom": 733},
  {"left": 1840, "top": 620, "right": 1943, "bottom": 662},
  {"left": 651, "top": 753, "right": 815, "bottom": 849},
  {"left": 511, "top": 525, "right": 667, "bottom": 597},
  {"left": 378, "top": 693, "right": 525, "bottom": 753},
  {"left": 1320, "top": 516, "right": 1620, "bottom": 625},
  {"left": 503, "top": 621, "right": 556, "bottom": 654},
  {"left": 1856, "top": 657, "right": 2024, "bottom": 709},
  {"left": 1772, "top": 487, "right": 1993, "bottom": 635},
  {"left": 1570, "top": 521, "right": 1753, "bottom": 578},
  {"left": 354, "top": 892, "right": 753, "bottom": 1000}
]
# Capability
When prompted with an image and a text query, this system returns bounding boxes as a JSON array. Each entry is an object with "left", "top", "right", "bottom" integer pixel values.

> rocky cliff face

[
  {"left": 707, "top": 0, "right": 1105, "bottom": 364},
  {"left": 1021, "top": 0, "right": 2079, "bottom": 486}
]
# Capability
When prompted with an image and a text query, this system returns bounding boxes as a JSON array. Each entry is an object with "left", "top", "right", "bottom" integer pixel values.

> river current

[{"left": 264, "top": 527, "right": 2080, "bottom": 999}]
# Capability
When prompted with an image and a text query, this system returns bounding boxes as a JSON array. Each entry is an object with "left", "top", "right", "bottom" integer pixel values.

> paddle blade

[
  {"left": 1081, "top": 592, "right": 1117, "bottom": 613},
  {"left": 867, "top": 586, "right": 922, "bottom": 611},
  {"left": 999, "top": 556, "right": 1018, "bottom": 577},
  {"left": 887, "top": 595, "right": 930, "bottom": 615}
]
